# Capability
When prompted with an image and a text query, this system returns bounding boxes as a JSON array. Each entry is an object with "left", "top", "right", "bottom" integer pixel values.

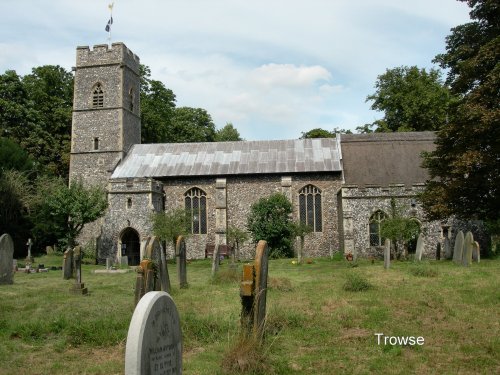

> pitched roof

[
  {"left": 340, "top": 131, "right": 436, "bottom": 187},
  {"left": 111, "top": 138, "right": 342, "bottom": 178}
]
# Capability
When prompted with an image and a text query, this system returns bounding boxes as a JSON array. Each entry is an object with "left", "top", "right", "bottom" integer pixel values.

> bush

[{"left": 343, "top": 273, "right": 373, "bottom": 292}]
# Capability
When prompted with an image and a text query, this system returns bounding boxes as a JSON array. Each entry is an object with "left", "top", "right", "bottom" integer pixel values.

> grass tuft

[
  {"left": 268, "top": 277, "right": 293, "bottom": 292},
  {"left": 409, "top": 264, "right": 438, "bottom": 277},
  {"left": 343, "top": 272, "right": 373, "bottom": 292},
  {"left": 221, "top": 335, "right": 271, "bottom": 375}
]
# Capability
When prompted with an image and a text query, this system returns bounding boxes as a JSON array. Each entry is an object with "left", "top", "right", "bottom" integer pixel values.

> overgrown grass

[{"left": 0, "top": 255, "right": 499, "bottom": 374}]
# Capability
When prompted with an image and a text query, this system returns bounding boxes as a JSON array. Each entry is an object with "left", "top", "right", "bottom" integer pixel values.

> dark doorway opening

[{"left": 120, "top": 227, "right": 140, "bottom": 266}]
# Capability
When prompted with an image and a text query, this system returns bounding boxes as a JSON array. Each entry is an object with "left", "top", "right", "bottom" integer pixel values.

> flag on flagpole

[{"left": 105, "top": 2, "right": 114, "bottom": 32}]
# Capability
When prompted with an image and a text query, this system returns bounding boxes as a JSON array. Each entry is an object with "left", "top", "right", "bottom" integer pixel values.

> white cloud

[{"left": 249, "top": 63, "right": 332, "bottom": 90}]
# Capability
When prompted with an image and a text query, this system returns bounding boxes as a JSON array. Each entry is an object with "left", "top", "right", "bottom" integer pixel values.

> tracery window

[
  {"left": 369, "top": 210, "right": 388, "bottom": 246},
  {"left": 299, "top": 185, "right": 322, "bottom": 232},
  {"left": 92, "top": 83, "right": 104, "bottom": 108},
  {"left": 184, "top": 187, "right": 207, "bottom": 234}
]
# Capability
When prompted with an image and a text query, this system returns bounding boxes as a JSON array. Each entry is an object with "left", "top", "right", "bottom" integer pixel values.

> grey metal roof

[{"left": 111, "top": 138, "right": 342, "bottom": 178}]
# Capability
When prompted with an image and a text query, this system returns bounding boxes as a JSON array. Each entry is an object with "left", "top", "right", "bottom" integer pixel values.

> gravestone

[
  {"left": 472, "top": 241, "right": 480, "bottom": 263},
  {"left": 106, "top": 257, "right": 113, "bottom": 270},
  {"left": 25, "top": 238, "right": 34, "bottom": 264},
  {"left": 453, "top": 231, "right": 465, "bottom": 265},
  {"left": 0, "top": 233, "right": 14, "bottom": 285},
  {"left": 62, "top": 248, "right": 74, "bottom": 279},
  {"left": 240, "top": 240, "right": 269, "bottom": 341},
  {"left": 443, "top": 237, "right": 452, "bottom": 260},
  {"left": 462, "top": 232, "right": 474, "bottom": 267},
  {"left": 383, "top": 239, "right": 390, "bottom": 269},
  {"left": 175, "top": 236, "right": 188, "bottom": 288},
  {"left": 125, "top": 291, "right": 182, "bottom": 375},
  {"left": 436, "top": 242, "right": 441, "bottom": 260},
  {"left": 70, "top": 246, "right": 88, "bottom": 294},
  {"left": 145, "top": 236, "right": 171, "bottom": 294},
  {"left": 211, "top": 243, "right": 221, "bottom": 277},
  {"left": 415, "top": 233, "right": 424, "bottom": 261}
]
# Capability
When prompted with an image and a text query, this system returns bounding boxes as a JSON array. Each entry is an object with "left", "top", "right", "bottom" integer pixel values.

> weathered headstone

[
  {"left": 239, "top": 240, "right": 269, "bottom": 341},
  {"left": 453, "top": 231, "right": 464, "bottom": 265},
  {"left": 0, "top": 233, "right": 14, "bottom": 285},
  {"left": 472, "top": 241, "right": 480, "bottom": 263},
  {"left": 125, "top": 291, "right": 182, "bottom": 375},
  {"left": 106, "top": 257, "right": 113, "bottom": 270},
  {"left": 176, "top": 236, "right": 188, "bottom": 288},
  {"left": 211, "top": 243, "right": 221, "bottom": 277},
  {"left": 62, "top": 248, "right": 74, "bottom": 279},
  {"left": 25, "top": 238, "right": 34, "bottom": 264},
  {"left": 443, "top": 237, "right": 452, "bottom": 260},
  {"left": 70, "top": 246, "right": 88, "bottom": 295},
  {"left": 462, "top": 232, "right": 474, "bottom": 267},
  {"left": 383, "top": 239, "right": 391, "bottom": 269},
  {"left": 145, "top": 236, "right": 171, "bottom": 294},
  {"left": 436, "top": 242, "right": 441, "bottom": 260},
  {"left": 415, "top": 233, "right": 424, "bottom": 261}
]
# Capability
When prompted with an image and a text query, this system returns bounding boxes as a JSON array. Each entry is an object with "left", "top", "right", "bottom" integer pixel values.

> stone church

[{"left": 69, "top": 42, "right": 476, "bottom": 265}]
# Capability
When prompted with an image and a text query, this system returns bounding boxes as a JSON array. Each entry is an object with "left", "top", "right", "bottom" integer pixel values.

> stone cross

[
  {"left": 452, "top": 231, "right": 464, "bottom": 265},
  {"left": 125, "top": 291, "right": 182, "bottom": 375},
  {"left": 176, "top": 236, "right": 188, "bottom": 288},
  {"left": 415, "top": 233, "right": 424, "bottom": 261},
  {"left": 383, "top": 239, "right": 390, "bottom": 269},
  {"left": 70, "top": 246, "right": 88, "bottom": 295},
  {"left": 62, "top": 248, "right": 74, "bottom": 280},
  {"left": 240, "top": 240, "right": 269, "bottom": 341},
  {"left": 0, "top": 233, "right": 14, "bottom": 285},
  {"left": 462, "top": 232, "right": 474, "bottom": 267}
]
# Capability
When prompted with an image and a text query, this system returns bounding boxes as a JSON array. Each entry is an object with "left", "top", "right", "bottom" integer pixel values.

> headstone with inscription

[
  {"left": 415, "top": 233, "right": 424, "bottom": 261},
  {"left": 145, "top": 236, "right": 171, "bottom": 294},
  {"left": 175, "top": 236, "right": 188, "bottom": 288},
  {"left": 63, "top": 248, "right": 74, "bottom": 279},
  {"left": 453, "top": 231, "right": 464, "bottom": 265},
  {"left": 0, "top": 233, "right": 14, "bottom": 285},
  {"left": 462, "top": 232, "right": 474, "bottom": 267},
  {"left": 125, "top": 291, "right": 182, "bottom": 375},
  {"left": 383, "top": 239, "right": 390, "bottom": 269}
]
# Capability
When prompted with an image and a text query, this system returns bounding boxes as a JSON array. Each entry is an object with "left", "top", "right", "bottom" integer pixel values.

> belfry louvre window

[
  {"left": 92, "top": 83, "right": 104, "bottom": 108},
  {"left": 184, "top": 188, "right": 207, "bottom": 234},
  {"left": 369, "top": 210, "right": 388, "bottom": 246},
  {"left": 299, "top": 185, "right": 322, "bottom": 232}
]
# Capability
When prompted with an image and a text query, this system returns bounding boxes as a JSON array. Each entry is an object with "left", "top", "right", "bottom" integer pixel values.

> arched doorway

[{"left": 120, "top": 227, "right": 140, "bottom": 266}]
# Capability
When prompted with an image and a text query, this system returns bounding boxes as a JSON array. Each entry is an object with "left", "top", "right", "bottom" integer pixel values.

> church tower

[{"left": 69, "top": 43, "right": 141, "bottom": 187}]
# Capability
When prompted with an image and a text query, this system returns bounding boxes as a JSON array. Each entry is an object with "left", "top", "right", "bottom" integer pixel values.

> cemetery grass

[{"left": 0, "top": 256, "right": 498, "bottom": 374}]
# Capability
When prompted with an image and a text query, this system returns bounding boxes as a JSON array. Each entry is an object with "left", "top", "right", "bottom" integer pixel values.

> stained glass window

[{"left": 298, "top": 185, "right": 322, "bottom": 232}]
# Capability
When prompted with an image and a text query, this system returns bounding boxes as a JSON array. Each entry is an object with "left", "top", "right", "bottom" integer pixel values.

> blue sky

[{"left": 0, "top": 0, "right": 471, "bottom": 140}]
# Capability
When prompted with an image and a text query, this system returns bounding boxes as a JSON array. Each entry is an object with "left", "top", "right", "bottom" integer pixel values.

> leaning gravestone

[
  {"left": 125, "top": 291, "right": 182, "bottom": 375},
  {"left": 462, "top": 232, "right": 474, "bottom": 267},
  {"left": 0, "top": 233, "right": 15, "bottom": 285},
  {"left": 63, "top": 248, "right": 74, "bottom": 279},
  {"left": 415, "top": 233, "right": 425, "bottom": 261},
  {"left": 145, "top": 236, "right": 171, "bottom": 294},
  {"left": 383, "top": 239, "right": 390, "bottom": 269},
  {"left": 175, "top": 236, "right": 188, "bottom": 288},
  {"left": 472, "top": 241, "right": 480, "bottom": 263},
  {"left": 443, "top": 237, "right": 452, "bottom": 260},
  {"left": 453, "top": 231, "right": 465, "bottom": 265}
]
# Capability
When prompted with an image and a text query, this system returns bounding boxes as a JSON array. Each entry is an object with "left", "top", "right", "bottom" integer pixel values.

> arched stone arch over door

[{"left": 120, "top": 227, "right": 140, "bottom": 266}]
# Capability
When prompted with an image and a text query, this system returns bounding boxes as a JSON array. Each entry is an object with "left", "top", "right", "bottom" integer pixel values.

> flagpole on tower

[{"left": 105, "top": 2, "right": 114, "bottom": 44}]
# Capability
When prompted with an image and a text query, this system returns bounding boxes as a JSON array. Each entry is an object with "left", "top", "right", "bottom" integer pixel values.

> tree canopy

[
  {"left": 366, "top": 66, "right": 453, "bottom": 132},
  {"left": 421, "top": 0, "right": 499, "bottom": 222},
  {"left": 215, "top": 122, "right": 243, "bottom": 141}
]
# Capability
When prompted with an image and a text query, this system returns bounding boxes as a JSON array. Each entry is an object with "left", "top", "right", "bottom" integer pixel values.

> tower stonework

[{"left": 69, "top": 43, "right": 141, "bottom": 187}]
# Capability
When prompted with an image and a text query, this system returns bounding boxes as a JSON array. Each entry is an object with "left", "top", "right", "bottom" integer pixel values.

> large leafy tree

[
  {"left": 171, "top": 107, "right": 216, "bottom": 142},
  {"left": 421, "top": 0, "right": 499, "bottom": 222},
  {"left": 366, "top": 66, "right": 453, "bottom": 132},
  {"left": 215, "top": 122, "right": 243, "bottom": 141}
]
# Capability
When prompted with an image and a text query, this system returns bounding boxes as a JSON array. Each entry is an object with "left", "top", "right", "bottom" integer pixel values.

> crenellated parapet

[{"left": 76, "top": 43, "right": 140, "bottom": 74}]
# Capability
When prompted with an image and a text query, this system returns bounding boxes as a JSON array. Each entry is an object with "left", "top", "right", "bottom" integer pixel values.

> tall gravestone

[
  {"left": 176, "top": 236, "right": 188, "bottom": 288},
  {"left": 63, "top": 248, "right": 74, "bottom": 279},
  {"left": 453, "top": 231, "right": 465, "bottom": 265},
  {"left": 443, "top": 237, "right": 452, "bottom": 260},
  {"left": 462, "top": 232, "right": 474, "bottom": 267},
  {"left": 0, "top": 233, "right": 14, "bottom": 285},
  {"left": 383, "top": 239, "right": 390, "bottom": 269},
  {"left": 415, "top": 233, "right": 424, "bottom": 261},
  {"left": 145, "top": 236, "right": 171, "bottom": 293},
  {"left": 70, "top": 246, "right": 88, "bottom": 295},
  {"left": 125, "top": 291, "right": 182, "bottom": 375},
  {"left": 472, "top": 241, "right": 480, "bottom": 263},
  {"left": 211, "top": 243, "right": 221, "bottom": 277}
]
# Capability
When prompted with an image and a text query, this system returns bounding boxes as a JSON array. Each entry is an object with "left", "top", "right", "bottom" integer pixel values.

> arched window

[
  {"left": 184, "top": 188, "right": 207, "bottom": 234},
  {"left": 369, "top": 210, "right": 388, "bottom": 246},
  {"left": 299, "top": 185, "right": 322, "bottom": 232},
  {"left": 92, "top": 83, "right": 104, "bottom": 108}
]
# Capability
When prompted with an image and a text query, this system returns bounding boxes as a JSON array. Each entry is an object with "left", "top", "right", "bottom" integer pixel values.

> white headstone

[
  {"left": 0, "top": 233, "right": 14, "bottom": 284},
  {"left": 125, "top": 291, "right": 182, "bottom": 375},
  {"left": 383, "top": 239, "right": 391, "bottom": 269},
  {"left": 453, "top": 231, "right": 465, "bottom": 264},
  {"left": 462, "top": 232, "right": 474, "bottom": 267},
  {"left": 415, "top": 233, "right": 425, "bottom": 261}
]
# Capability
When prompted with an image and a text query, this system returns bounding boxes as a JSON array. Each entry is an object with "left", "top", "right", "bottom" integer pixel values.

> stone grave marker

[
  {"left": 106, "top": 257, "right": 113, "bottom": 270},
  {"left": 145, "top": 236, "right": 171, "bottom": 294},
  {"left": 453, "top": 231, "right": 464, "bottom": 265},
  {"left": 462, "top": 232, "right": 474, "bottom": 267},
  {"left": 443, "top": 237, "right": 452, "bottom": 260},
  {"left": 62, "top": 248, "right": 74, "bottom": 279},
  {"left": 240, "top": 240, "right": 269, "bottom": 341},
  {"left": 125, "top": 291, "right": 182, "bottom": 375},
  {"left": 25, "top": 238, "right": 34, "bottom": 264},
  {"left": 415, "top": 233, "right": 424, "bottom": 261},
  {"left": 176, "top": 236, "right": 188, "bottom": 288},
  {"left": 472, "top": 241, "right": 480, "bottom": 263},
  {"left": 211, "top": 243, "right": 221, "bottom": 277},
  {"left": 436, "top": 242, "right": 441, "bottom": 260},
  {"left": 0, "top": 233, "right": 14, "bottom": 285},
  {"left": 383, "top": 239, "right": 391, "bottom": 269},
  {"left": 70, "top": 246, "right": 88, "bottom": 294}
]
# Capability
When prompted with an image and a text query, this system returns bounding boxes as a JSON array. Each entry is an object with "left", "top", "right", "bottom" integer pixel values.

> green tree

[
  {"left": 366, "top": 66, "right": 453, "bottom": 132},
  {"left": 215, "top": 122, "right": 243, "bottom": 141},
  {"left": 171, "top": 107, "right": 216, "bottom": 142},
  {"left": 292, "top": 221, "right": 313, "bottom": 263},
  {"left": 300, "top": 128, "right": 334, "bottom": 139},
  {"left": 0, "top": 138, "right": 34, "bottom": 175},
  {"left": 421, "top": 0, "right": 499, "bottom": 222},
  {"left": 247, "top": 193, "right": 295, "bottom": 258},
  {"left": 226, "top": 225, "right": 249, "bottom": 260},
  {"left": 151, "top": 208, "right": 191, "bottom": 251},
  {"left": 34, "top": 179, "right": 108, "bottom": 248}
]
